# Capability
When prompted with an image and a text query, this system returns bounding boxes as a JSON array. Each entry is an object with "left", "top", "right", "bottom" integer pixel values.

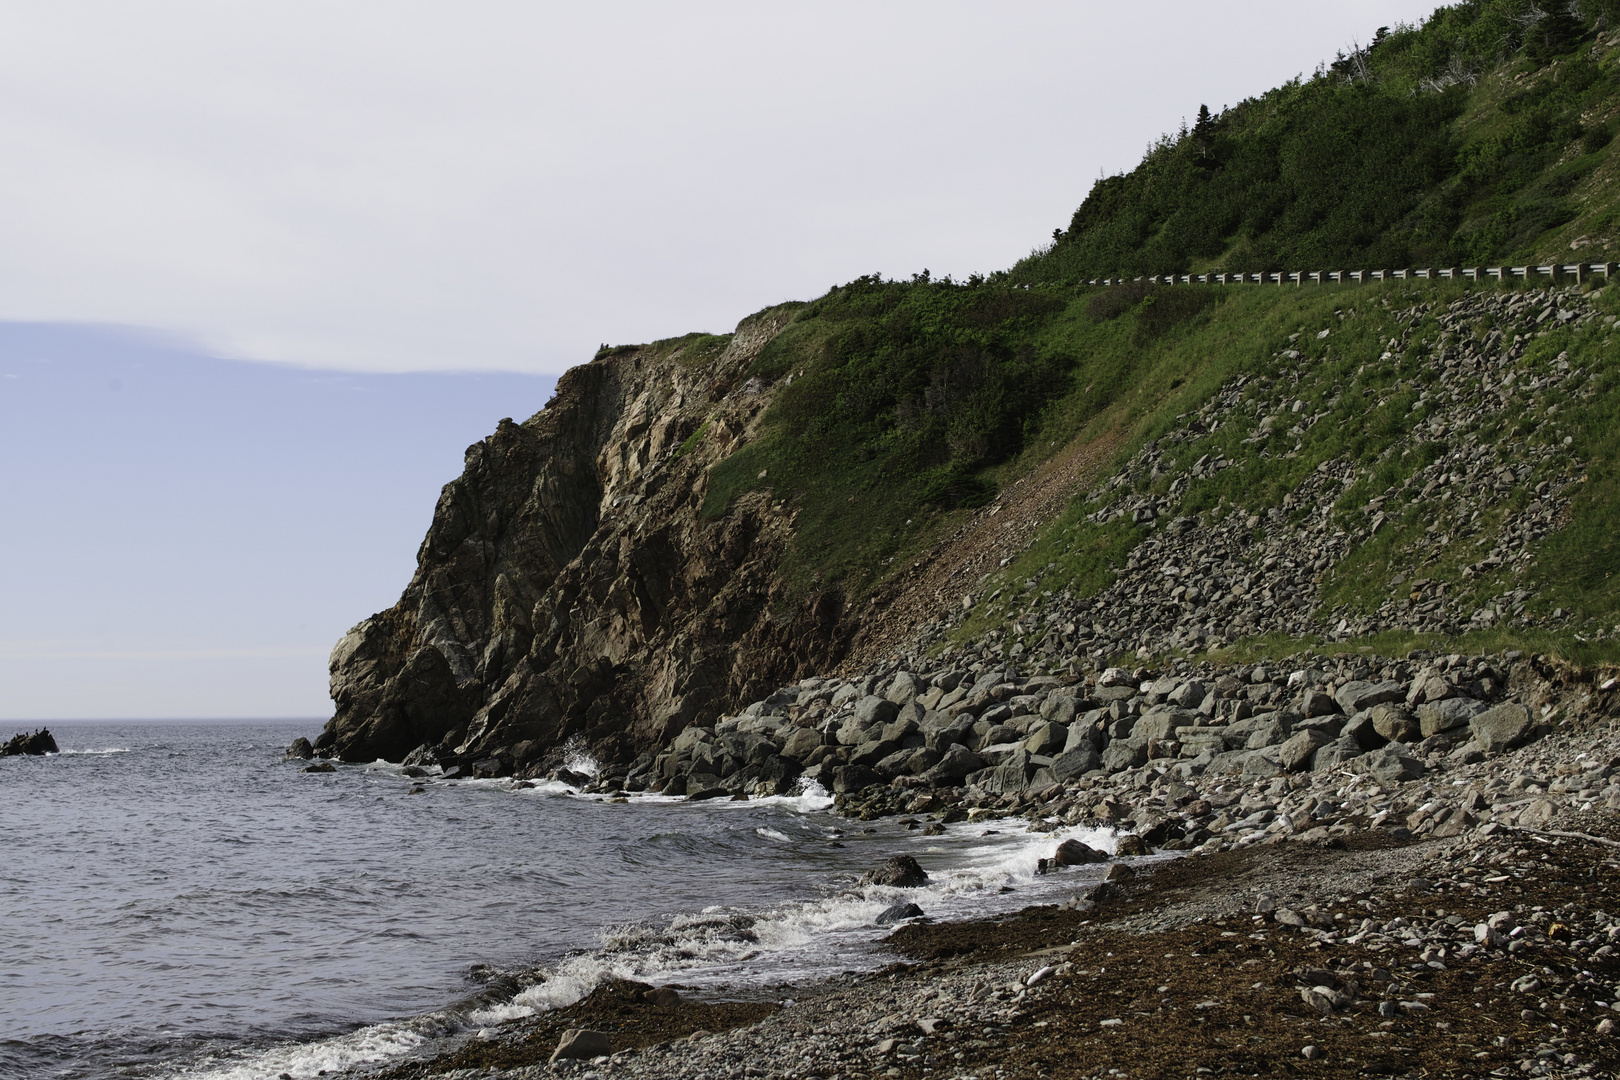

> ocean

[{"left": 1, "top": 721, "right": 1126, "bottom": 1080}]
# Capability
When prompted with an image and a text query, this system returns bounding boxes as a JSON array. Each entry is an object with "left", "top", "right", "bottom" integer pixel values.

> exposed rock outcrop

[
  {"left": 1, "top": 728, "right": 57, "bottom": 756},
  {"left": 315, "top": 308, "right": 847, "bottom": 765}
]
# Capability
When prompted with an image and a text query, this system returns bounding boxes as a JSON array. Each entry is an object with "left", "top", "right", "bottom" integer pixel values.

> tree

[
  {"left": 1192, "top": 104, "right": 1215, "bottom": 166},
  {"left": 1525, "top": 2, "right": 1584, "bottom": 60}
]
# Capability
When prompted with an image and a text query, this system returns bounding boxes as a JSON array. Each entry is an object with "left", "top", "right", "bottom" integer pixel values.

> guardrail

[{"left": 1087, "top": 263, "right": 1618, "bottom": 287}]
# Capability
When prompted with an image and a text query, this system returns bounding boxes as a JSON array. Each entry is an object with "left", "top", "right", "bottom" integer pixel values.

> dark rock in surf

[
  {"left": 2, "top": 728, "right": 58, "bottom": 756},
  {"left": 285, "top": 737, "right": 314, "bottom": 760},
  {"left": 860, "top": 854, "right": 930, "bottom": 888},
  {"left": 1052, "top": 838, "right": 1108, "bottom": 866},
  {"left": 302, "top": 761, "right": 336, "bottom": 773},
  {"left": 875, "top": 901, "right": 925, "bottom": 925}
]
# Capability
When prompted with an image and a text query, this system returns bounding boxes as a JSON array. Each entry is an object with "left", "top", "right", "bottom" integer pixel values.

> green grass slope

[{"left": 684, "top": 1, "right": 1620, "bottom": 666}]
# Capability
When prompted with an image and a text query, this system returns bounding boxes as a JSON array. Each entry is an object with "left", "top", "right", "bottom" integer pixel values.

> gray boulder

[
  {"left": 551, "top": 1029, "right": 611, "bottom": 1063},
  {"left": 854, "top": 695, "right": 900, "bottom": 727},
  {"left": 1278, "top": 729, "right": 1331, "bottom": 772},
  {"left": 849, "top": 738, "right": 900, "bottom": 768},
  {"left": 1311, "top": 736, "right": 1365, "bottom": 770},
  {"left": 1335, "top": 679, "right": 1405, "bottom": 714},
  {"left": 1370, "top": 704, "right": 1420, "bottom": 743},
  {"left": 1415, "top": 696, "right": 1485, "bottom": 738},
  {"left": 1023, "top": 722, "right": 1067, "bottom": 755},
  {"left": 781, "top": 727, "right": 823, "bottom": 760},
  {"left": 1051, "top": 746, "right": 1102, "bottom": 781},
  {"left": 1101, "top": 740, "right": 1147, "bottom": 772},
  {"left": 832, "top": 764, "right": 881, "bottom": 794},
  {"left": 885, "top": 671, "right": 925, "bottom": 705},
  {"left": 1469, "top": 702, "right": 1532, "bottom": 753},
  {"left": 1354, "top": 746, "right": 1426, "bottom": 782},
  {"left": 1339, "top": 711, "right": 1387, "bottom": 751},
  {"left": 919, "top": 743, "right": 983, "bottom": 785}
]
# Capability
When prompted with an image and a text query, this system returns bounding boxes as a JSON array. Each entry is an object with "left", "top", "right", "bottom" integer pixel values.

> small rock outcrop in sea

[
  {"left": 2, "top": 728, "right": 57, "bottom": 756},
  {"left": 285, "top": 737, "right": 314, "bottom": 760}
]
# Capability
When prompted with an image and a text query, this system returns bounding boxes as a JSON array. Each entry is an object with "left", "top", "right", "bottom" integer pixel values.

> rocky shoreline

[{"left": 366, "top": 653, "right": 1620, "bottom": 1079}]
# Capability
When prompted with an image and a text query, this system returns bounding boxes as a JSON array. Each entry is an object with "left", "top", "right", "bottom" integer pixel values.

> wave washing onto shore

[{"left": 197, "top": 796, "right": 1131, "bottom": 1079}]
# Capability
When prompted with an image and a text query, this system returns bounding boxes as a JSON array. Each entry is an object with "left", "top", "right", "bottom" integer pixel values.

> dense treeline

[{"left": 1014, "top": 0, "right": 1620, "bottom": 283}]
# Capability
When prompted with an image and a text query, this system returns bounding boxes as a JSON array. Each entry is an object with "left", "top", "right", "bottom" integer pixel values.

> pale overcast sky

[
  {"left": 0, "top": 1, "right": 1443, "bottom": 374},
  {"left": 1, "top": 1, "right": 1445, "bottom": 720}
]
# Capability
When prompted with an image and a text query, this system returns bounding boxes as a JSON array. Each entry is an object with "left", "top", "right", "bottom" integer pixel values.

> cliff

[{"left": 314, "top": 308, "right": 845, "bottom": 768}]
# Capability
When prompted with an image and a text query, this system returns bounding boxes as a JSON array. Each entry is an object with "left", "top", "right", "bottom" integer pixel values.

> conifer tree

[{"left": 1191, "top": 104, "right": 1215, "bottom": 165}]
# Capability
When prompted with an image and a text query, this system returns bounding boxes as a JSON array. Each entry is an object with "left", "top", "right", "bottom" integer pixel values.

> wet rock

[
  {"left": 875, "top": 901, "right": 925, "bottom": 925},
  {"left": 302, "top": 761, "right": 336, "bottom": 773},
  {"left": 860, "top": 855, "right": 930, "bottom": 888},
  {"left": 285, "top": 737, "right": 314, "bottom": 760},
  {"left": 1052, "top": 838, "right": 1108, "bottom": 866}
]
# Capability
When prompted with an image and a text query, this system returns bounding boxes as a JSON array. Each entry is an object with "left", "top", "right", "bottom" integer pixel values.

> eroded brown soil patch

[{"left": 844, "top": 425, "right": 1128, "bottom": 670}]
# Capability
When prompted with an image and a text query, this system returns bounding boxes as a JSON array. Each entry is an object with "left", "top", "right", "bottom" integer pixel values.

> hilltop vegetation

[
  {"left": 698, "top": 0, "right": 1620, "bottom": 667},
  {"left": 1020, "top": 0, "right": 1620, "bottom": 281}
]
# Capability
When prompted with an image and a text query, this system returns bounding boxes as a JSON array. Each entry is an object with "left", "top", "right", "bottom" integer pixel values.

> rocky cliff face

[{"left": 315, "top": 308, "right": 846, "bottom": 768}]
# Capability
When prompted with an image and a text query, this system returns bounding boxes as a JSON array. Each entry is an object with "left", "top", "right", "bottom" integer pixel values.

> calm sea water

[{"left": 1, "top": 721, "right": 1124, "bottom": 1080}]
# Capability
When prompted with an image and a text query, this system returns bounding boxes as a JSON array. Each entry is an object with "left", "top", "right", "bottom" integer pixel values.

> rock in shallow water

[
  {"left": 875, "top": 901, "right": 925, "bottom": 925},
  {"left": 860, "top": 854, "right": 929, "bottom": 887}
]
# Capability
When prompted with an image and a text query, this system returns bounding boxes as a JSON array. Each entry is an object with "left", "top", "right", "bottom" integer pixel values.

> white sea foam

[
  {"left": 477, "top": 819, "right": 1143, "bottom": 1022},
  {"left": 561, "top": 734, "right": 600, "bottom": 779},
  {"left": 166, "top": 1017, "right": 434, "bottom": 1080},
  {"left": 53, "top": 747, "right": 130, "bottom": 755}
]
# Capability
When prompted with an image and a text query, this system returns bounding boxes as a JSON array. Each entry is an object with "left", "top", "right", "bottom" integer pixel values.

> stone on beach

[{"left": 550, "top": 1028, "right": 612, "bottom": 1062}]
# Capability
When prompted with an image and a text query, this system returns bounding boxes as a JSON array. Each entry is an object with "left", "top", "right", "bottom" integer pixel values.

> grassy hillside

[{"left": 693, "top": 0, "right": 1620, "bottom": 667}]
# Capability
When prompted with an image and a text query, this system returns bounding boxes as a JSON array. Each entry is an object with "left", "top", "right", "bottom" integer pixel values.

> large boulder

[
  {"left": 780, "top": 727, "right": 823, "bottom": 760},
  {"left": 551, "top": 1029, "right": 611, "bottom": 1063},
  {"left": 1052, "top": 838, "right": 1108, "bottom": 865},
  {"left": 1101, "top": 740, "right": 1148, "bottom": 772},
  {"left": 1051, "top": 746, "right": 1102, "bottom": 781},
  {"left": 1310, "top": 736, "right": 1365, "bottom": 771},
  {"left": 874, "top": 901, "right": 925, "bottom": 925},
  {"left": 1278, "top": 728, "right": 1331, "bottom": 772},
  {"left": 1023, "top": 722, "right": 1068, "bottom": 755},
  {"left": 860, "top": 854, "right": 930, "bottom": 887},
  {"left": 1370, "top": 704, "right": 1420, "bottom": 744},
  {"left": 854, "top": 695, "right": 900, "bottom": 727},
  {"left": 831, "top": 763, "right": 881, "bottom": 794},
  {"left": 884, "top": 672, "right": 925, "bottom": 705},
  {"left": 1469, "top": 702, "right": 1532, "bottom": 753},
  {"left": 1416, "top": 697, "right": 1485, "bottom": 738},
  {"left": 1339, "top": 711, "right": 1388, "bottom": 751},
  {"left": 919, "top": 743, "right": 984, "bottom": 785},
  {"left": 1334, "top": 680, "right": 1405, "bottom": 714},
  {"left": 1353, "top": 746, "right": 1427, "bottom": 783}
]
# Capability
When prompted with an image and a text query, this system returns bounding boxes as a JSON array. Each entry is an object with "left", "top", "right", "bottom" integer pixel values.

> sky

[{"left": 0, "top": 1, "right": 1445, "bottom": 720}]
